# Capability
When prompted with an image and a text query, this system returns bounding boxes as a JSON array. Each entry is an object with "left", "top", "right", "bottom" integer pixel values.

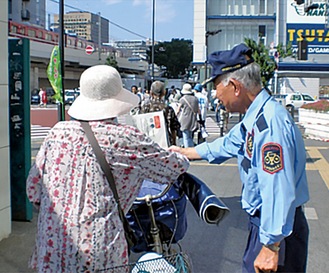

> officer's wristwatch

[{"left": 264, "top": 243, "right": 280, "bottom": 252}]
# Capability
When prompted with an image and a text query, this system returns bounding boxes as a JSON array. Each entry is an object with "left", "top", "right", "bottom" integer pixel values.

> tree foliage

[
  {"left": 276, "top": 41, "right": 294, "bottom": 59},
  {"left": 149, "top": 39, "right": 193, "bottom": 78},
  {"left": 105, "top": 55, "right": 118, "bottom": 69},
  {"left": 244, "top": 38, "right": 276, "bottom": 88},
  {"left": 244, "top": 38, "right": 293, "bottom": 88}
]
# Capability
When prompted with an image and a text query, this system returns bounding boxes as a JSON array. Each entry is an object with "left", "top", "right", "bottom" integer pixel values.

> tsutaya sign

[{"left": 286, "top": 0, "right": 329, "bottom": 54}]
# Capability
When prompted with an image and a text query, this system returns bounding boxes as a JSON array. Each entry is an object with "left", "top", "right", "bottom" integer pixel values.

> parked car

[
  {"left": 272, "top": 92, "right": 316, "bottom": 111},
  {"left": 64, "top": 90, "right": 80, "bottom": 105},
  {"left": 31, "top": 89, "right": 40, "bottom": 104},
  {"left": 46, "top": 88, "right": 56, "bottom": 104}
]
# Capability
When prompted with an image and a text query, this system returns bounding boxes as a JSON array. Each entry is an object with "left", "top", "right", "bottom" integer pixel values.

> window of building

[
  {"left": 242, "top": 0, "right": 249, "bottom": 15},
  {"left": 11, "top": 25, "right": 17, "bottom": 34},
  {"left": 259, "top": 25, "right": 266, "bottom": 44},
  {"left": 259, "top": 25, "right": 266, "bottom": 37},
  {"left": 28, "top": 29, "right": 36, "bottom": 38},
  {"left": 37, "top": 31, "right": 43, "bottom": 39},
  {"left": 45, "top": 33, "right": 52, "bottom": 41},
  {"left": 259, "top": 0, "right": 266, "bottom": 14}
]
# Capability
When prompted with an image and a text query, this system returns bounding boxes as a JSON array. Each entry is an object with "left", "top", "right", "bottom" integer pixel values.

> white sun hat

[
  {"left": 180, "top": 83, "right": 193, "bottom": 95},
  {"left": 68, "top": 65, "right": 139, "bottom": 121}
]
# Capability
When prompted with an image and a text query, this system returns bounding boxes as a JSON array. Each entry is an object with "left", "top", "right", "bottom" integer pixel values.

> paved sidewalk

[
  {"left": 0, "top": 209, "right": 37, "bottom": 272},
  {"left": 1, "top": 114, "right": 329, "bottom": 272}
]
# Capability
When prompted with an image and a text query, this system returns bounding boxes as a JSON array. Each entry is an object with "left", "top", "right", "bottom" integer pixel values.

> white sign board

[{"left": 287, "top": 0, "right": 326, "bottom": 24}]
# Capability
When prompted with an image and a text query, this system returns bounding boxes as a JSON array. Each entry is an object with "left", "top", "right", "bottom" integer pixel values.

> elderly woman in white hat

[{"left": 26, "top": 65, "right": 189, "bottom": 273}]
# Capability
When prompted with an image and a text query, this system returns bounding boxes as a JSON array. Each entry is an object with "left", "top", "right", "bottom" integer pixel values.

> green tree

[
  {"left": 276, "top": 41, "right": 294, "bottom": 59},
  {"left": 244, "top": 38, "right": 293, "bottom": 89},
  {"left": 149, "top": 39, "right": 193, "bottom": 78},
  {"left": 105, "top": 54, "right": 118, "bottom": 70},
  {"left": 244, "top": 38, "right": 276, "bottom": 88}
]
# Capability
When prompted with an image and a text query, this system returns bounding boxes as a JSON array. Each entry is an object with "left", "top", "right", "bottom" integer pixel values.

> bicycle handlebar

[{"left": 135, "top": 181, "right": 172, "bottom": 202}]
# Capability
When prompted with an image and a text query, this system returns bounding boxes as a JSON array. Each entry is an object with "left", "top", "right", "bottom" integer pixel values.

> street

[{"left": 0, "top": 107, "right": 328, "bottom": 272}]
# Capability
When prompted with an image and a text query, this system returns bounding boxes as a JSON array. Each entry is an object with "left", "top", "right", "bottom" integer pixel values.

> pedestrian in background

[
  {"left": 215, "top": 99, "right": 229, "bottom": 135},
  {"left": 130, "top": 85, "right": 141, "bottom": 114},
  {"left": 26, "top": 65, "right": 189, "bottom": 273},
  {"left": 142, "top": 88, "right": 150, "bottom": 105},
  {"left": 176, "top": 83, "right": 199, "bottom": 147},
  {"left": 169, "top": 43, "right": 309, "bottom": 273},
  {"left": 131, "top": 85, "right": 138, "bottom": 94},
  {"left": 39, "top": 87, "right": 47, "bottom": 107},
  {"left": 194, "top": 83, "right": 208, "bottom": 129},
  {"left": 137, "top": 86, "right": 144, "bottom": 102},
  {"left": 140, "top": 80, "right": 180, "bottom": 146},
  {"left": 168, "top": 87, "right": 178, "bottom": 103}
]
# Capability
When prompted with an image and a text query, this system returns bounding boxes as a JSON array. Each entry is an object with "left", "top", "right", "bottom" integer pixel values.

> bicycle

[
  {"left": 99, "top": 178, "right": 191, "bottom": 272},
  {"left": 129, "top": 179, "right": 192, "bottom": 272},
  {"left": 100, "top": 173, "right": 230, "bottom": 272}
]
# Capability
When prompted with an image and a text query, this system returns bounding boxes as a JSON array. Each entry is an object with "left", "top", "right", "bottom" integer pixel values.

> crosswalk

[
  {"left": 30, "top": 116, "right": 223, "bottom": 140},
  {"left": 31, "top": 125, "right": 51, "bottom": 140},
  {"left": 204, "top": 116, "right": 221, "bottom": 136}
]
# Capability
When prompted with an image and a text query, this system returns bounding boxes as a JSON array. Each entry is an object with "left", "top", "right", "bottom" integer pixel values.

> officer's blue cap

[
  {"left": 194, "top": 83, "right": 203, "bottom": 92},
  {"left": 203, "top": 43, "right": 254, "bottom": 85}
]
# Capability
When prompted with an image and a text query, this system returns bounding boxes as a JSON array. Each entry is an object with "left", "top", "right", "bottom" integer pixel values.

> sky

[{"left": 46, "top": 0, "right": 194, "bottom": 42}]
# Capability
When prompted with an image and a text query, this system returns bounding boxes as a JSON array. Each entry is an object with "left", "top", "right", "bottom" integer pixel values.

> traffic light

[{"left": 298, "top": 40, "right": 308, "bottom": 60}]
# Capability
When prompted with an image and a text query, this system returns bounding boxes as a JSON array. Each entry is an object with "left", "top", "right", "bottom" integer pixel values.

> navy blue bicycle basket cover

[{"left": 126, "top": 179, "right": 187, "bottom": 253}]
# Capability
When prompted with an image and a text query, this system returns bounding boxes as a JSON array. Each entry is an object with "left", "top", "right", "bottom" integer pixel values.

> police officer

[{"left": 169, "top": 43, "right": 309, "bottom": 273}]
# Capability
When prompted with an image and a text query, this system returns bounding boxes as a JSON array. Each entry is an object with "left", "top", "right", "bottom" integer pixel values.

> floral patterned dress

[{"left": 26, "top": 119, "right": 189, "bottom": 273}]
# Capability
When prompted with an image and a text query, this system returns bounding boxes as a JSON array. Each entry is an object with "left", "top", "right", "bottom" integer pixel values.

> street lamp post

[
  {"left": 98, "top": 12, "right": 101, "bottom": 62},
  {"left": 58, "top": 0, "right": 65, "bottom": 121},
  {"left": 151, "top": 0, "right": 155, "bottom": 82},
  {"left": 204, "top": 30, "right": 222, "bottom": 83}
]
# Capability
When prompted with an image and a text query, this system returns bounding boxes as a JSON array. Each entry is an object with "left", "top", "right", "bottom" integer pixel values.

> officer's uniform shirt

[{"left": 195, "top": 89, "right": 309, "bottom": 245}]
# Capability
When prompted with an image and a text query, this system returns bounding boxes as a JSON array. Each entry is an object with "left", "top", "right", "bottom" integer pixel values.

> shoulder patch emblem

[
  {"left": 246, "top": 130, "right": 254, "bottom": 158},
  {"left": 262, "top": 143, "right": 284, "bottom": 174}
]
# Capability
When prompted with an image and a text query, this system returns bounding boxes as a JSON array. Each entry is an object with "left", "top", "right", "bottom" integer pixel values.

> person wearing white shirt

[{"left": 194, "top": 83, "right": 208, "bottom": 128}]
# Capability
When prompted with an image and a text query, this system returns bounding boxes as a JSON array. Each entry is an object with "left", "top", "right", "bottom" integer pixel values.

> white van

[{"left": 272, "top": 92, "right": 316, "bottom": 111}]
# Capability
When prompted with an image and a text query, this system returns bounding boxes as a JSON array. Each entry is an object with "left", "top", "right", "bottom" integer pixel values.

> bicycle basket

[
  {"left": 126, "top": 180, "right": 188, "bottom": 253},
  {"left": 97, "top": 252, "right": 191, "bottom": 273}
]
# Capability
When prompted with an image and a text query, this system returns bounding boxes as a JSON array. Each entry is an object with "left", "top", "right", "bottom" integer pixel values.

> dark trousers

[{"left": 242, "top": 207, "right": 309, "bottom": 273}]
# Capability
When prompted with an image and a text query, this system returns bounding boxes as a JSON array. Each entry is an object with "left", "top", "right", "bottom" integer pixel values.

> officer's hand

[
  {"left": 168, "top": 146, "right": 202, "bottom": 160},
  {"left": 254, "top": 246, "right": 279, "bottom": 273},
  {"left": 168, "top": 145, "right": 181, "bottom": 153}
]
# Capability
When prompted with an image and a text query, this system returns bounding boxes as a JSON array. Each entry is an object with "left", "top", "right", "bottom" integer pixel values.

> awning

[{"left": 277, "top": 62, "right": 329, "bottom": 78}]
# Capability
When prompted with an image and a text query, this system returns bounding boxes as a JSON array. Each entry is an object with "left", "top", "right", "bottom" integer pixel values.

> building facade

[
  {"left": 0, "top": 0, "right": 10, "bottom": 241},
  {"left": 53, "top": 11, "right": 109, "bottom": 45},
  {"left": 193, "top": 0, "right": 278, "bottom": 65},
  {"left": 193, "top": 0, "right": 329, "bottom": 96},
  {"left": 114, "top": 40, "right": 149, "bottom": 60},
  {"left": 9, "top": 0, "right": 46, "bottom": 28}
]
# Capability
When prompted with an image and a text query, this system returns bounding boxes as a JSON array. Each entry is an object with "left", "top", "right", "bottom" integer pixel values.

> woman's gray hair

[
  {"left": 219, "top": 62, "right": 263, "bottom": 95},
  {"left": 150, "top": 80, "right": 165, "bottom": 97}
]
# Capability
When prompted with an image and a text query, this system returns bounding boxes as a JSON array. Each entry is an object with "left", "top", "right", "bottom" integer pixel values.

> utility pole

[
  {"left": 98, "top": 12, "right": 101, "bottom": 62},
  {"left": 151, "top": 0, "right": 155, "bottom": 82},
  {"left": 204, "top": 30, "right": 222, "bottom": 82},
  {"left": 58, "top": 0, "right": 65, "bottom": 121}
]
